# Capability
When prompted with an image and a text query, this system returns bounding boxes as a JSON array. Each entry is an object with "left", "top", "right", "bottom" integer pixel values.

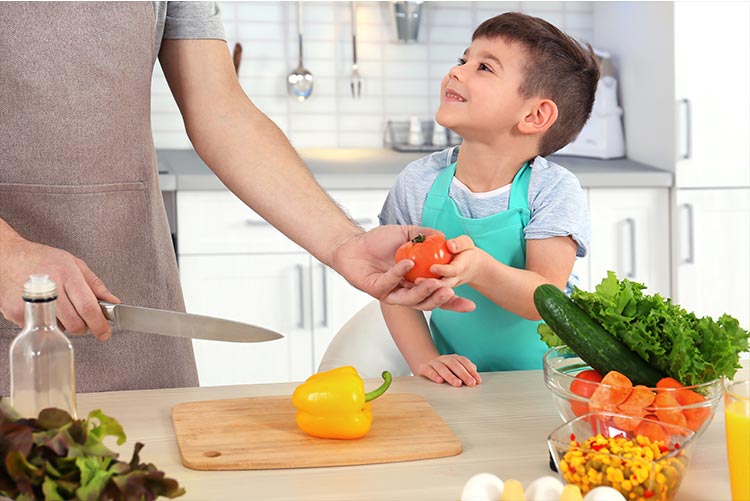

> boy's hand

[
  {"left": 416, "top": 354, "right": 482, "bottom": 387},
  {"left": 428, "top": 235, "right": 487, "bottom": 288}
]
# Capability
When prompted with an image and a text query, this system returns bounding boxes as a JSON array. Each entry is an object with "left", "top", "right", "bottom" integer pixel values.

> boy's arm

[
  {"left": 380, "top": 302, "right": 481, "bottom": 386},
  {"left": 434, "top": 235, "right": 577, "bottom": 320},
  {"left": 380, "top": 302, "right": 436, "bottom": 372}
]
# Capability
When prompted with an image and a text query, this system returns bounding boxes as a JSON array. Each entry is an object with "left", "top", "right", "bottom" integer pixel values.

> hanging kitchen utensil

[
  {"left": 232, "top": 42, "right": 242, "bottom": 76},
  {"left": 350, "top": 2, "right": 362, "bottom": 98},
  {"left": 287, "top": 2, "right": 313, "bottom": 101}
]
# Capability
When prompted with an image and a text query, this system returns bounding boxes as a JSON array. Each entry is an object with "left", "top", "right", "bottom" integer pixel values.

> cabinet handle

[
  {"left": 295, "top": 264, "right": 305, "bottom": 329},
  {"left": 319, "top": 263, "right": 328, "bottom": 328},
  {"left": 682, "top": 204, "right": 695, "bottom": 264},
  {"left": 680, "top": 98, "right": 692, "bottom": 159},
  {"left": 625, "top": 218, "right": 636, "bottom": 278}
]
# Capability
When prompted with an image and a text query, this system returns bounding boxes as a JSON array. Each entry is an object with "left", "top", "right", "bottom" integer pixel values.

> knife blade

[{"left": 99, "top": 302, "right": 283, "bottom": 343}]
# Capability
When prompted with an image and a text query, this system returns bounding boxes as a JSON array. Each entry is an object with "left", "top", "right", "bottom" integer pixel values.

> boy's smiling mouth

[{"left": 444, "top": 89, "right": 467, "bottom": 102}]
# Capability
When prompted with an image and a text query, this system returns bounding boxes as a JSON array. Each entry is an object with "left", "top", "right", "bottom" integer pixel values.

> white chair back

[{"left": 318, "top": 300, "right": 412, "bottom": 378}]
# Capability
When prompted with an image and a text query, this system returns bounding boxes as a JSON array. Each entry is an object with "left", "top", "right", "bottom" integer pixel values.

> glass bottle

[{"left": 10, "top": 274, "right": 76, "bottom": 418}]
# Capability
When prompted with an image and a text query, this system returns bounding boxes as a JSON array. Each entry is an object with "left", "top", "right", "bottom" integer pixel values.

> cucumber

[{"left": 534, "top": 284, "right": 666, "bottom": 387}]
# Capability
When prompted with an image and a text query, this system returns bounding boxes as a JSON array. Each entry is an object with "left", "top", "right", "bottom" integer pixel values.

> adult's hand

[
  {"left": 330, "top": 225, "right": 475, "bottom": 312},
  {"left": 0, "top": 234, "right": 120, "bottom": 340}
]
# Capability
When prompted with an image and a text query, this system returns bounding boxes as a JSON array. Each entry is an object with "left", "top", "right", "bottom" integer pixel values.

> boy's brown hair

[{"left": 473, "top": 12, "right": 600, "bottom": 157}]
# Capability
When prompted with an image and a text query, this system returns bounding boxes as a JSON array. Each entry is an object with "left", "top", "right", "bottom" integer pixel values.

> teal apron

[{"left": 423, "top": 157, "right": 546, "bottom": 371}]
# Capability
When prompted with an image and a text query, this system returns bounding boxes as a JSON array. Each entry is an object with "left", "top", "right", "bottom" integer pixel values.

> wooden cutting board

[{"left": 172, "top": 392, "right": 462, "bottom": 470}]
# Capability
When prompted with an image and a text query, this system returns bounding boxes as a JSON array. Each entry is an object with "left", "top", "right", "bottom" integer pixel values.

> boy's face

[{"left": 436, "top": 36, "right": 531, "bottom": 141}]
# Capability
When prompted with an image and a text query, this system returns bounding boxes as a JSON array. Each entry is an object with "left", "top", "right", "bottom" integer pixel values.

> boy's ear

[{"left": 518, "top": 98, "right": 558, "bottom": 135}]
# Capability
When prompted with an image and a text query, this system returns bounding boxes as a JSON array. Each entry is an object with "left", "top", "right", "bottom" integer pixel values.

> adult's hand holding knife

[
  {"left": 0, "top": 228, "right": 121, "bottom": 340},
  {"left": 99, "top": 301, "right": 283, "bottom": 343}
]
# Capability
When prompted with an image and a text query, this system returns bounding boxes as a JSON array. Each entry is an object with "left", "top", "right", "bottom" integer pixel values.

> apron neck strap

[
  {"left": 434, "top": 159, "right": 532, "bottom": 210},
  {"left": 508, "top": 161, "right": 532, "bottom": 210}
]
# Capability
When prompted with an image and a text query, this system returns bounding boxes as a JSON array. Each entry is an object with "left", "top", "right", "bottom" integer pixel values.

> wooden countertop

[{"left": 77, "top": 371, "right": 731, "bottom": 501}]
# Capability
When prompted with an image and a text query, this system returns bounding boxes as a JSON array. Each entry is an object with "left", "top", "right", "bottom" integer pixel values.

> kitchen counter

[
  {"left": 78, "top": 371, "right": 730, "bottom": 501},
  {"left": 156, "top": 148, "right": 673, "bottom": 192}
]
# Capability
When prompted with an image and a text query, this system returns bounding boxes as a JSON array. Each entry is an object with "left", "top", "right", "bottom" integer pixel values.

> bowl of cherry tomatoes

[{"left": 542, "top": 346, "right": 723, "bottom": 440}]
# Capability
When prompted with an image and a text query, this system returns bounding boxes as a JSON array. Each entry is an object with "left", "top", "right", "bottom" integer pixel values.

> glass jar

[{"left": 9, "top": 274, "right": 76, "bottom": 418}]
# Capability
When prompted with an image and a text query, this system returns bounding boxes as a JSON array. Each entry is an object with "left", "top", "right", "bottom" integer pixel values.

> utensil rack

[{"left": 384, "top": 120, "right": 462, "bottom": 152}]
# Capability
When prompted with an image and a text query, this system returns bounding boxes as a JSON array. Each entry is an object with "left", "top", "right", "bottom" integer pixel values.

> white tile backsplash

[{"left": 151, "top": 0, "right": 594, "bottom": 149}]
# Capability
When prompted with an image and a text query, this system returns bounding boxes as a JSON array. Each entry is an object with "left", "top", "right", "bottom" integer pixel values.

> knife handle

[{"left": 99, "top": 301, "right": 117, "bottom": 322}]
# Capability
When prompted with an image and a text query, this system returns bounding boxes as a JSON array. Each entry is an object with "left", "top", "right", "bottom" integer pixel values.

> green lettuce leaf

[
  {"left": 0, "top": 398, "right": 184, "bottom": 500},
  {"left": 571, "top": 271, "right": 750, "bottom": 385},
  {"left": 537, "top": 323, "right": 565, "bottom": 348}
]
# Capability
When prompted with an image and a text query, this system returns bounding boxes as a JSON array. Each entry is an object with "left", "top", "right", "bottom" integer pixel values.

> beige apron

[{"left": 0, "top": 2, "right": 199, "bottom": 393}]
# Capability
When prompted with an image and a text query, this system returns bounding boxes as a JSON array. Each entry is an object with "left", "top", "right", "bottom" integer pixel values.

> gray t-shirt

[
  {"left": 153, "top": 1, "right": 225, "bottom": 58},
  {"left": 379, "top": 148, "right": 592, "bottom": 291}
]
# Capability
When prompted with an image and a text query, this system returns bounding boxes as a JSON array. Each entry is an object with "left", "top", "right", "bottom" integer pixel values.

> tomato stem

[{"left": 411, "top": 233, "right": 426, "bottom": 244}]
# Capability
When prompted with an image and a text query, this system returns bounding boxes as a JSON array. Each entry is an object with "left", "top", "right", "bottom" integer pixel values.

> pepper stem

[
  {"left": 411, "top": 233, "right": 426, "bottom": 244},
  {"left": 364, "top": 371, "right": 392, "bottom": 402}
]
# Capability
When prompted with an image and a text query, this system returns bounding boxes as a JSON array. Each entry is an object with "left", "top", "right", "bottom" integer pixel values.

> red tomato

[
  {"left": 395, "top": 233, "right": 454, "bottom": 283},
  {"left": 569, "top": 369, "right": 604, "bottom": 417}
]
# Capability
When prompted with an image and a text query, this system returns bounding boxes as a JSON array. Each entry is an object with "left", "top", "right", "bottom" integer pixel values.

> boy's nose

[{"left": 447, "top": 64, "right": 463, "bottom": 81}]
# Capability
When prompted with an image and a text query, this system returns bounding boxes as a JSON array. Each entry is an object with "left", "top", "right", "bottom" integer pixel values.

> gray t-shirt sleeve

[
  {"left": 526, "top": 159, "right": 591, "bottom": 258},
  {"left": 162, "top": 1, "right": 225, "bottom": 40}
]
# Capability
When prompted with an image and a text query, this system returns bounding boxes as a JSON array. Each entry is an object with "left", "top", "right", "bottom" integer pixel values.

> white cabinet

[
  {"left": 179, "top": 253, "right": 313, "bottom": 385},
  {"left": 587, "top": 188, "right": 671, "bottom": 296},
  {"left": 671, "top": 2, "right": 750, "bottom": 329},
  {"left": 594, "top": 2, "right": 749, "bottom": 321},
  {"left": 673, "top": 2, "right": 750, "bottom": 188},
  {"left": 592, "top": 1, "right": 750, "bottom": 185},
  {"left": 176, "top": 189, "right": 388, "bottom": 386},
  {"left": 674, "top": 189, "right": 750, "bottom": 329}
]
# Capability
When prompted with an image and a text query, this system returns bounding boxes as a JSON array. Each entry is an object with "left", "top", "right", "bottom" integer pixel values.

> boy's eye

[
  {"left": 457, "top": 57, "right": 467, "bottom": 66},
  {"left": 478, "top": 63, "right": 492, "bottom": 72}
]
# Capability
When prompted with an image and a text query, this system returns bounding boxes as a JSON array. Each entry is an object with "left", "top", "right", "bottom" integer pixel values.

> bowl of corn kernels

[{"left": 547, "top": 411, "right": 697, "bottom": 501}]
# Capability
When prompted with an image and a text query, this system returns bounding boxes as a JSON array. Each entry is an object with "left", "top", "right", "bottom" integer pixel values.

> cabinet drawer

[
  {"left": 177, "top": 190, "right": 389, "bottom": 255},
  {"left": 328, "top": 190, "right": 388, "bottom": 231},
  {"left": 177, "top": 191, "right": 304, "bottom": 255}
]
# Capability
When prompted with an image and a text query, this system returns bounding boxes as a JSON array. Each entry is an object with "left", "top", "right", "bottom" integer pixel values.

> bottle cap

[{"left": 23, "top": 274, "right": 57, "bottom": 301}]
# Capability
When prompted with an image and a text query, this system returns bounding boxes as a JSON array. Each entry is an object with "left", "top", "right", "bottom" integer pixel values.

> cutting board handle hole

[{"left": 203, "top": 450, "right": 222, "bottom": 458}]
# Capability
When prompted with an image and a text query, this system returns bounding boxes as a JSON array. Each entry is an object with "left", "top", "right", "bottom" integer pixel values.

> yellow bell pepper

[{"left": 291, "top": 366, "right": 392, "bottom": 439}]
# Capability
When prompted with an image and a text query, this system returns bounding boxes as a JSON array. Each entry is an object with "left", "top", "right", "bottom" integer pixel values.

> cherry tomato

[
  {"left": 395, "top": 233, "right": 454, "bottom": 283},
  {"left": 569, "top": 369, "right": 604, "bottom": 417}
]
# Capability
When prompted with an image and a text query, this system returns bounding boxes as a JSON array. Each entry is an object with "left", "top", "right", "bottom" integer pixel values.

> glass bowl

[
  {"left": 543, "top": 346, "right": 722, "bottom": 438},
  {"left": 548, "top": 411, "right": 697, "bottom": 501}
]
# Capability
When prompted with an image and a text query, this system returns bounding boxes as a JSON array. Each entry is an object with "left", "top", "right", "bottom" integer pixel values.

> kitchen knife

[{"left": 99, "top": 302, "right": 283, "bottom": 343}]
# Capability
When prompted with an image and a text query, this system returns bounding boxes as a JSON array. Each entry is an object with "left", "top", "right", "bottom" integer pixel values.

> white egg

[
  {"left": 582, "top": 486, "right": 627, "bottom": 501},
  {"left": 525, "top": 476, "right": 564, "bottom": 501},
  {"left": 460, "top": 473, "right": 505, "bottom": 501}
]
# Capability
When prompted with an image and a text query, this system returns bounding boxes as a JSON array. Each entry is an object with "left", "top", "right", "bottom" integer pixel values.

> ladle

[{"left": 287, "top": 2, "right": 313, "bottom": 101}]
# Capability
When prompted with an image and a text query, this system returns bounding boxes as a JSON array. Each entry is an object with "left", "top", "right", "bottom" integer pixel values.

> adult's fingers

[
  {"left": 63, "top": 277, "right": 112, "bottom": 340},
  {"left": 55, "top": 289, "right": 88, "bottom": 336},
  {"left": 75, "top": 258, "right": 120, "bottom": 304},
  {"left": 376, "top": 258, "right": 415, "bottom": 298},
  {"left": 404, "top": 285, "right": 477, "bottom": 312},
  {"left": 382, "top": 277, "right": 448, "bottom": 310}
]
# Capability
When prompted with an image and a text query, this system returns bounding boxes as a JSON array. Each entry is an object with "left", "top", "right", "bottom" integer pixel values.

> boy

[{"left": 379, "top": 12, "right": 599, "bottom": 387}]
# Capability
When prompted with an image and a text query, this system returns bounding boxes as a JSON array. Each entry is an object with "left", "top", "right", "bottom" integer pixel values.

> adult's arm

[{"left": 158, "top": 39, "right": 472, "bottom": 311}]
